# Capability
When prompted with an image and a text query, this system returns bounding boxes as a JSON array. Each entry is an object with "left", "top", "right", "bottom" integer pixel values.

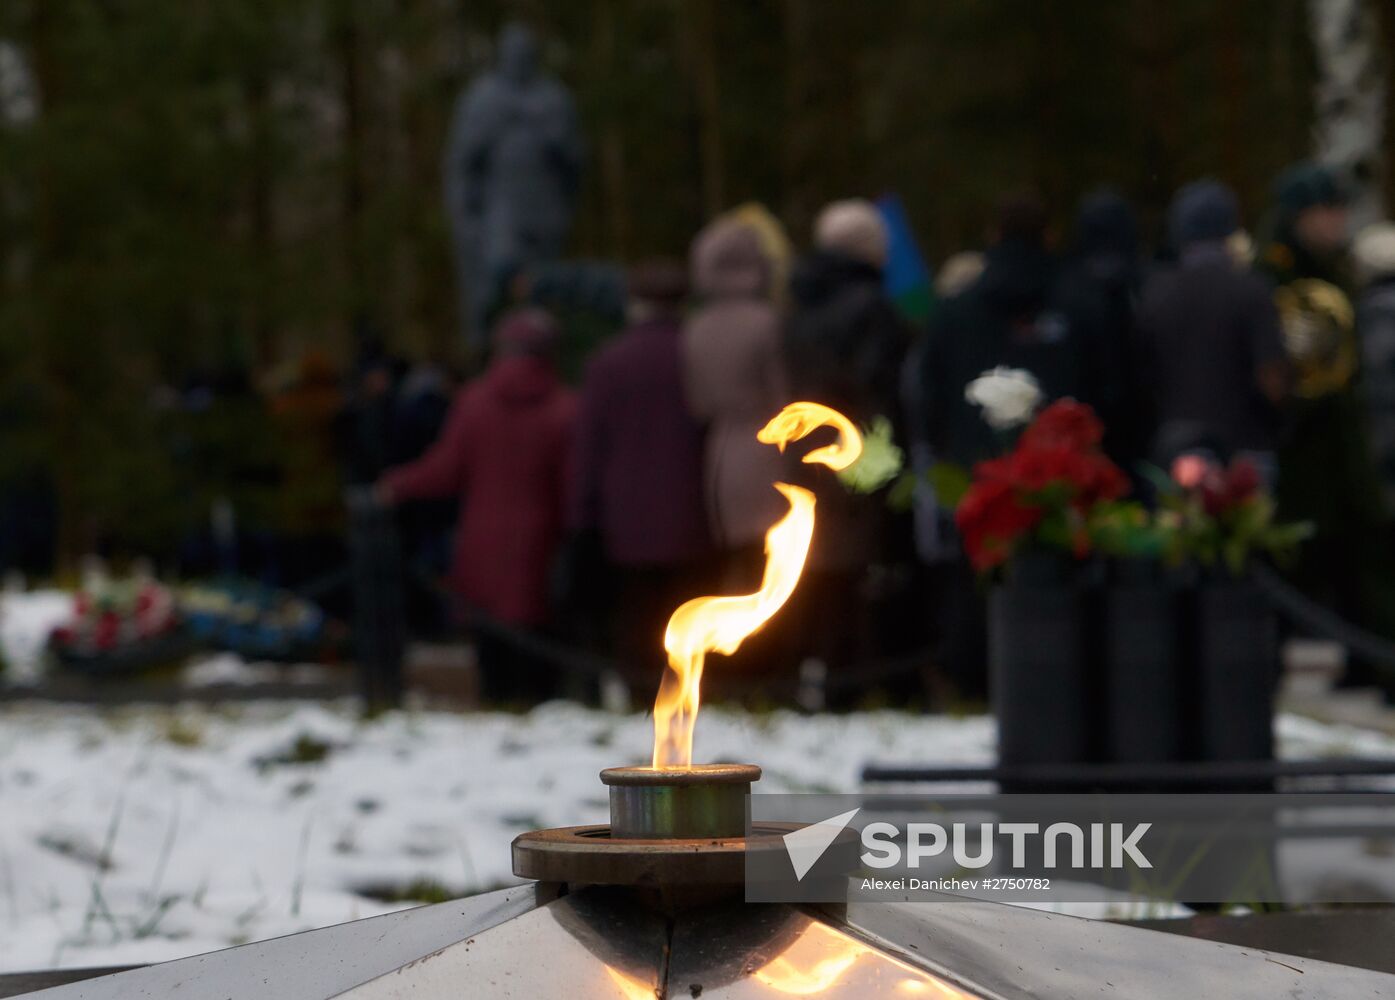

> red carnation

[
  {"left": 1076, "top": 452, "right": 1129, "bottom": 505},
  {"left": 956, "top": 478, "right": 1042, "bottom": 571},
  {"left": 1175, "top": 455, "right": 1263, "bottom": 515},
  {"left": 956, "top": 399, "right": 1130, "bottom": 573},
  {"left": 1018, "top": 399, "right": 1104, "bottom": 452},
  {"left": 1224, "top": 457, "right": 1262, "bottom": 504},
  {"left": 985, "top": 445, "right": 1126, "bottom": 507},
  {"left": 1000, "top": 445, "right": 1079, "bottom": 492},
  {"left": 972, "top": 454, "right": 1017, "bottom": 484}
]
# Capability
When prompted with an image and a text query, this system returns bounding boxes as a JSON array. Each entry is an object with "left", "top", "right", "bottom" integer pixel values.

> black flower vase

[
  {"left": 989, "top": 550, "right": 1090, "bottom": 771},
  {"left": 1190, "top": 569, "right": 1279, "bottom": 763},
  {"left": 1102, "top": 558, "right": 1183, "bottom": 765}
]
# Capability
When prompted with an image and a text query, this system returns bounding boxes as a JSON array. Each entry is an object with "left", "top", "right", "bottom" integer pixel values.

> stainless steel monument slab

[{"left": 14, "top": 762, "right": 1395, "bottom": 998}]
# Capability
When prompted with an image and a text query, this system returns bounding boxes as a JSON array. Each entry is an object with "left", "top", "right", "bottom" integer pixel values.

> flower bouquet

[
  {"left": 1154, "top": 455, "right": 1312, "bottom": 575},
  {"left": 955, "top": 399, "right": 1129, "bottom": 575},
  {"left": 946, "top": 399, "right": 1130, "bottom": 765},
  {"left": 943, "top": 374, "right": 1314, "bottom": 767},
  {"left": 48, "top": 572, "right": 195, "bottom": 676}
]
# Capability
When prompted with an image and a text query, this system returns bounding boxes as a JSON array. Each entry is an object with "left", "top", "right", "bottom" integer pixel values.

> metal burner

[
  {"left": 602, "top": 763, "right": 759, "bottom": 838},
  {"left": 511, "top": 762, "right": 793, "bottom": 890}
]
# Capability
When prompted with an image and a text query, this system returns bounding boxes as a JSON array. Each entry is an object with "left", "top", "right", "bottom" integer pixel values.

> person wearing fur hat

[
  {"left": 782, "top": 199, "right": 912, "bottom": 699},
  {"left": 785, "top": 199, "right": 907, "bottom": 426},
  {"left": 1354, "top": 222, "right": 1395, "bottom": 511}
]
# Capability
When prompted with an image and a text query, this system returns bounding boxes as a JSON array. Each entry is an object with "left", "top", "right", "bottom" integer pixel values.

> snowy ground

[
  {"left": 0, "top": 589, "right": 72, "bottom": 685},
  {"left": 3, "top": 590, "right": 1395, "bottom": 973},
  {"left": 0, "top": 701, "right": 990, "bottom": 972},
  {"left": 1, "top": 698, "right": 1394, "bottom": 974}
]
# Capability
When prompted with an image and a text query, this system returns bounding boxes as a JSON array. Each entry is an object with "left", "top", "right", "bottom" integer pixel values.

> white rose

[{"left": 964, "top": 367, "right": 1042, "bottom": 430}]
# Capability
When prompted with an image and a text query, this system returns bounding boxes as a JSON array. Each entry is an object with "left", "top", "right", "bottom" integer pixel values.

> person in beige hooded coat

[{"left": 682, "top": 217, "right": 791, "bottom": 565}]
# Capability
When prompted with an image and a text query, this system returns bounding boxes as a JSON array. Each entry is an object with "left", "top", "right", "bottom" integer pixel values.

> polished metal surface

[
  {"left": 602, "top": 764, "right": 760, "bottom": 839},
  {"left": 337, "top": 889, "right": 667, "bottom": 999},
  {"left": 18, "top": 747, "right": 1395, "bottom": 999},
  {"left": 667, "top": 901, "right": 985, "bottom": 998},
  {"left": 1136, "top": 909, "right": 1395, "bottom": 975},
  {"left": 18, "top": 884, "right": 552, "bottom": 999},
  {"left": 830, "top": 891, "right": 1395, "bottom": 999},
  {"left": 18, "top": 882, "right": 1395, "bottom": 998}
]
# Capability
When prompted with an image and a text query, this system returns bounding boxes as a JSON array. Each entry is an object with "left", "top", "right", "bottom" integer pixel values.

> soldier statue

[{"left": 444, "top": 23, "right": 582, "bottom": 347}]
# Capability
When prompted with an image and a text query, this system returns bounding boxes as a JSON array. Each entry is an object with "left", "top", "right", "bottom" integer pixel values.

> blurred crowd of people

[
  {"left": 371, "top": 160, "right": 1395, "bottom": 708},
  {"left": 17, "top": 159, "right": 1391, "bottom": 708}
]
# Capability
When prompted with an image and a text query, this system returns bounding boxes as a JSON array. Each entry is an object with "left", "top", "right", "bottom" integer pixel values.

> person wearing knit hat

[
  {"left": 1261, "top": 161, "right": 1351, "bottom": 287},
  {"left": 1168, "top": 179, "right": 1241, "bottom": 251},
  {"left": 378, "top": 306, "right": 575, "bottom": 699},
  {"left": 1354, "top": 222, "right": 1395, "bottom": 289},
  {"left": 1136, "top": 180, "right": 1288, "bottom": 480},
  {"left": 1259, "top": 163, "right": 1391, "bottom": 688}
]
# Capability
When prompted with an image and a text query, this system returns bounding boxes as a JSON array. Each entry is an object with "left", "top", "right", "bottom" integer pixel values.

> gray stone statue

[{"left": 444, "top": 24, "right": 582, "bottom": 347}]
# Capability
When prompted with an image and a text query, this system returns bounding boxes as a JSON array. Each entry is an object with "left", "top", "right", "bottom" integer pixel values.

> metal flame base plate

[{"left": 511, "top": 823, "right": 794, "bottom": 888}]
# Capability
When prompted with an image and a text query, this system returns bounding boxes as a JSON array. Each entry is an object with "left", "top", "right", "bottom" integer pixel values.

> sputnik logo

[{"left": 783, "top": 808, "right": 860, "bottom": 881}]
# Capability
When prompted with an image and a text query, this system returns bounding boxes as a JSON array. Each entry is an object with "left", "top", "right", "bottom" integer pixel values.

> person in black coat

[
  {"left": 1058, "top": 189, "right": 1147, "bottom": 476},
  {"left": 1136, "top": 180, "right": 1289, "bottom": 478},
  {"left": 781, "top": 200, "right": 911, "bottom": 701},
  {"left": 913, "top": 193, "right": 1103, "bottom": 702},
  {"left": 917, "top": 193, "right": 1102, "bottom": 469},
  {"left": 785, "top": 201, "right": 909, "bottom": 430}
]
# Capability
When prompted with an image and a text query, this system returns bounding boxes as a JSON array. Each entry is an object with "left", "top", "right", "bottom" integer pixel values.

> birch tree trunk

[{"left": 1309, "top": 0, "right": 1386, "bottom": 227}]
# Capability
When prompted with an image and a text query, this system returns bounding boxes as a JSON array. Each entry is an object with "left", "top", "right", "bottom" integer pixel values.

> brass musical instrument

[{"left": 1275, "top": 277, "right": 1357, "bottom": 398}]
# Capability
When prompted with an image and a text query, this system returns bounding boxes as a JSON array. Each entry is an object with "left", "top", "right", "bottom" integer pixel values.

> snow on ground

[
  {"left": 0, "top": 700, "right": 990, "bottom": 972},
  {"left": 0, "top": 589, "right": 73, "bottom": 684},
  {"left": 1, "top": 698, "right": 1393, "bottom": 974},
  {"left": 4, "top": 592, "right": 1395, "bottom": 972}
]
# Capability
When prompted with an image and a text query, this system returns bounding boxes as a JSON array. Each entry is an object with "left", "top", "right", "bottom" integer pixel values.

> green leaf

[
  {"left": 927, "top": 463, "right": 972, "bottom": 509},
  {"left": 886, "top": 470, "right": 920, "bottom": 510},
  {"left": 1138, "top": 463, "right": 1178, "bottom": 496},
  {"left": 837, "top": 416, "right": 904, "bottom": 493}
]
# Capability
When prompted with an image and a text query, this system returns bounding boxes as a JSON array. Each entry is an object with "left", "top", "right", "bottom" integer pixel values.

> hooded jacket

[
  {"left": 681, "top": 220, "right": 791, "bottom": 549},
  {"left": 382, "top": 353, "right": 575, "bottom": 626}
]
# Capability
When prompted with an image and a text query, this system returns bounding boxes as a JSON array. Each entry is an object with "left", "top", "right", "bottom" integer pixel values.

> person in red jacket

[{"left": 377, "top": 308, "right": 575, "bottom": 699}]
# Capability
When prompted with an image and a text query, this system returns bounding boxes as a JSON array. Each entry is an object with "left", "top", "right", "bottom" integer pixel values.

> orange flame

[
  {"left": 751, "top": 921, "right": 979, "bottom": 996},
  {"left": 603, "top": 965, "right": 660, "bottom": 999},
  {"left": 652, "top": 402, "right": 862, "bottom": 769}
]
